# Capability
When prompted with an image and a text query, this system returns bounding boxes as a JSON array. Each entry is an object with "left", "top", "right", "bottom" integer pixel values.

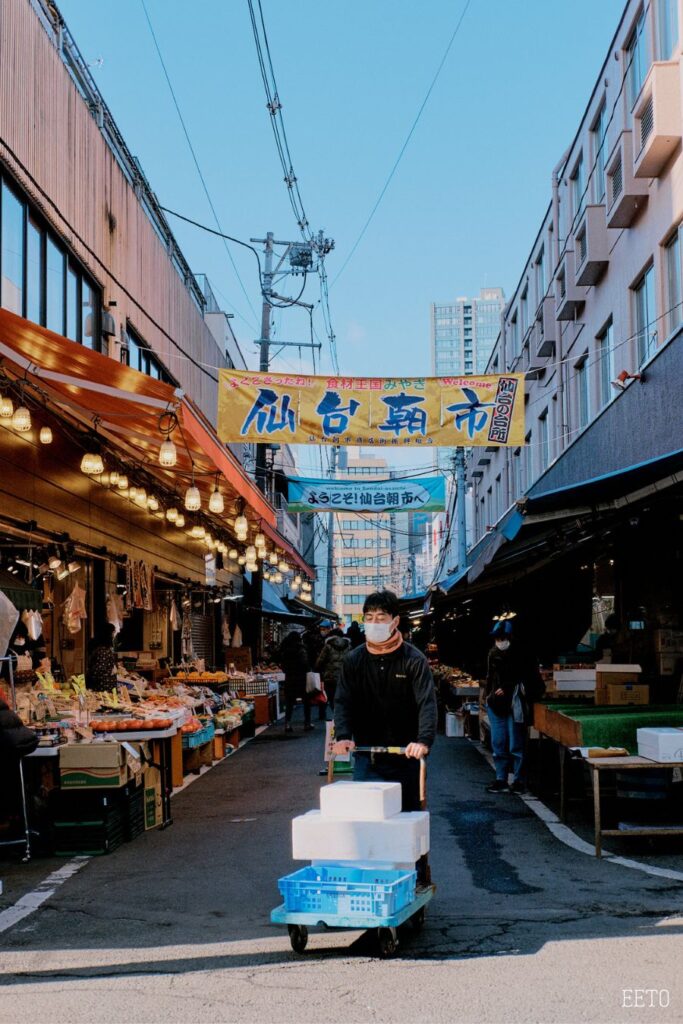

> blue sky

[{"left": 59, "top": 0, "right": 624, "bottom": 474}]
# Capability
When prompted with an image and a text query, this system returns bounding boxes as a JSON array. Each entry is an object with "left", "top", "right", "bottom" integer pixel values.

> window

[
  {"left": 633, "top": 264, "right": 657, "bottom": 364},
  {"left": 657, "top": 0, "right": 678, "bottom": 59},
  {"left": 495, "top": 475, "right": 502, "bottom": 523},
  {"left": 626, "top": 10, "right": 649, "bottom": 108},
  {"left": 597, "top": 321, "right": 614, "bottom": 408},
  {"left": 1, "top": 181, "right": 23, "bottom": 315},
  {"left": 538, "top": 410, "right": 550, "bottom": 470},
  {"left": 571, "top": 153, "right": 585, "bottom": 222},
  {"left": 592, "top": 103, "right": 607, "bottom": 203},
  {"left": 576, "top": 354, "right": 589, "bottom": 428},
  {"left": 524, "top": 432, "right": 532, "bottom": 489},
  {"left": 535, "top": 248, "right": 545, "bottom": 304},
  {"left": 26, "top": 215, "right": 43, "bottom": 324},
  {"left": 125, "top": 325, "right": 176, "bottom": 384},
  {"left": 66, "top": 263, "right": 79, "bottom": 342},
  {"left": 665, "top": 230, "right": 682, "bottom": 335},
  {"left": 512, "top": 449, "right": 523, "bottom": 499},
  {"left": 82, "top": 280, "right": 96, "bottom": 349},
  {"left": 509, "top": 314, "right": 519, "bottom": 356},
  {"left": 46, "top": 236, "right": 65, "bottom": 335},
  {"left": 520, "top": 288, "right": 528, "bottom": 339}
]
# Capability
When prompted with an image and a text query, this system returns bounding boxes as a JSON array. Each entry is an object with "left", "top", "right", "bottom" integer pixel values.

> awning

[
  {"left": 0, "top": 569, "right": 42, "bottom": 610},
  {"left": 285, "top": 596, "right": 339, "bottom": 621},
  {"left": 260, "top": 581, "right": 313, "bottom": 621},
  {"left": 0, "top": 308, "right": 313, "bottom": 575}
]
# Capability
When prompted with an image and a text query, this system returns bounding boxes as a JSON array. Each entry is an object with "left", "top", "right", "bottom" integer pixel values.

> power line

[
  {"left": 140, "top": 0, "right": 259, "bottom": 330},
  {"left": 332, "top": 0, "right": 472, "bottom": 286}
]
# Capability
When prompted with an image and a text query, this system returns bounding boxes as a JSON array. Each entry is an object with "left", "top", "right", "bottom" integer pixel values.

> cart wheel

[
  {"left": 288, "top": 924, "right": 308, "bottom": 953},
  {"left": 410, "top": 907, "right": 426, "bottom": 933},
  {"left": 377, "top": 927, "right": 399, "bottom": 959}
]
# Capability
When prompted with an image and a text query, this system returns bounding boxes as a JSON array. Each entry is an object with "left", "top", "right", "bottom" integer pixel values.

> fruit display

[{"left": 91, "top": 717, "right": 173, "bottom": 732}]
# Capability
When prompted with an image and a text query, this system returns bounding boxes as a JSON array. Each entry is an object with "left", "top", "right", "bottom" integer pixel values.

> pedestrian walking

[
  {"left": 277, "top": 630, "right": 313, "bottom": 733},
  {"left": 483, "top": 620, "right": 545, "bottom": 794},
  {"left": 315, "top": 627, "right": 351, "bottom": 714},
  {"left": 332, "top": 590, "right": 437, "bottom": 811},
  {"left": 346, "top": 620, "right": 365, "bottom": 649}
]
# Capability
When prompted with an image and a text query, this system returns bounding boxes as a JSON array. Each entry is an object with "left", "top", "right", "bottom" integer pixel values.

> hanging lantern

[
  {"left": 235, "top": 514, "right": 248, "bottom": 535},
  {"left": 128, "top": 486, "right": 138, "bottom": 501},
  {"left": 190, "top": 524, "right": 205, "bottom": 539},
  {"left": 0, "top": 396, "right": 13, "bottom": 419},
  {"left": 174, "top": 514, "right": 186, "bottom": 528},
  {"left": 254, "top": 532, "right": 265, "bottom": 547},
  {"left": 166, "top": 507, "right": 179, "bottom": 523},
  {"left": 246, "top": 545, "right": 257, "bottom": 560},
  {"left": 238, "top": 555, "right": 246, "bottom": 566},
  {"left": 269, "top": 552, "right": 279, "bottom": 566},
  {"left": 185, "top": 484, "right": 201, "bottom": 512},
  {"left": 81, "top": 452, "right": 104, "bottom": 475},
  {"left": 148, "top": 495, "right": 159, "bottom": 512},
  {"left": 134, "top": 487, "right": 148, "bottom": 508},
  {"left": 209, "top": 487, "right": 224, "bottom": 514},
  {"left": 39, "top": 426, "right": 53, "bottom": 445},
  {"left": 158, "top": 438, "right": 177, "bottom": 468},
  {"left": 117, "top": 474, "right": 129, "bottom": 490},
  {"left": 294, "top": 574, "right": 302, "bottom": 585},
  {"left": 228, "top": 548, "right": 238, "bottom": 560},
  {"left": 12, "top": 405, "right": 32, "bottom": 432},
  {"left": 258, "top": 548, "right": 268, "bottom": 560},
  {"left": 290, "top": 579, "right": 300, "bottom": 591},
  {"left": 273, "top": 571, "right": 284, "bottom": 584},
  {"left": 278, "top": 560, "right": 289, "bottom": 574},
  {"left": 246, "top": 561, "right": 258, "bottom": 573},
  {"left": 109, "top": 471, "right": 119, "bottom": 486}
]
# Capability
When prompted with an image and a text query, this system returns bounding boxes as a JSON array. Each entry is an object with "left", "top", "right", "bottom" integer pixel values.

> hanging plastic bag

[{"left": 306, "top": 671, "right": 322, "bottom": 694}]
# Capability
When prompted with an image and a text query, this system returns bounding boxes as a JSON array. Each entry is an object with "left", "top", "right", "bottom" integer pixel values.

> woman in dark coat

[
  {"left": 315, "top": 628, "right": 351, "bottom": 711},
  {"left": 277, "top": 630, "right": 311, "bottom": 733}
]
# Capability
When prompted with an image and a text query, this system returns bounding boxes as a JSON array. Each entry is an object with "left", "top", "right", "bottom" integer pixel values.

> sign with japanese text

[
  {"left": 287, "top": 475, "right": 446, "bottom": 513},
  {"left": 217, "top": 371, "right": 525, "bottom": 447}
]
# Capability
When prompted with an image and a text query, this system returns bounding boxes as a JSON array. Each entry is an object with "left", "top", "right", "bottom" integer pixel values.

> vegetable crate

[
  {"left": 278, "top": 865, "right": 416, "bottom": 919},
  {"left": 181, "top": 722, "right": 215, "bottom": 749}
]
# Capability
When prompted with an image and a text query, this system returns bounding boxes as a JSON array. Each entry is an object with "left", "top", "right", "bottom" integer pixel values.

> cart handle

[{"left": 327, "top": 745, "right": 427, "bottom": 808}]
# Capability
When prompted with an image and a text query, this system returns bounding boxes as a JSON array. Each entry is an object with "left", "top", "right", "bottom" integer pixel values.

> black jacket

[
  {"left": 316, "top": 635, "right": 351, "bottom": 686},
  {"left": 485, "top": 643, "right": 544, "bottom": 716},
  {"left": 334, "top": 642, "right": 437, "bottom": 748},
  {"left": 277, "top": 635, "right": 310, "bottom": 687},
  {"left": 0, "top": 699, "right": 38, "bottom": 759}
]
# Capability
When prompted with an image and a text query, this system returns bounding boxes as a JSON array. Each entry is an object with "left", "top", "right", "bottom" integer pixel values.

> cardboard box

[
  {"left": 60, "top": 742, "right": 128, "bottom": 789},
  {"left": 637, "top": 727, "right": 683, "bottom": 763},
  {"left": 143, "top": 765, "right": 163, "bottom": 829},
  {"left": 292, "top": 810, "right": 429, "bottom": 862},
  {"left": 320, "top": 781, "right": 402, "bottom": 821},
  {"left": 597, "top": 683, "right": 650, "bottom": 706}
]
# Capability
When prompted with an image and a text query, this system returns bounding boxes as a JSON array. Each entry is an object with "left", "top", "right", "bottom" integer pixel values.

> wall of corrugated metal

[{"left": 0, "top": 0, "right": 231, "bottom": 423}]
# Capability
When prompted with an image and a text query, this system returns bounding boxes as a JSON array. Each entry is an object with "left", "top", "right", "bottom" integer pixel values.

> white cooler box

[
  {"left": 637, "top": 727, "right": 683, "bottom": 763},
  {"left": 292, "top": 810, "right": 429, "bottom": 862},
  {"left": 320, "top": 781, "right": 402, "bottom": 821}
]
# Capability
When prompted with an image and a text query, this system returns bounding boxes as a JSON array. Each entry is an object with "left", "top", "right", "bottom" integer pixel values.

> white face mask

[
  {"left": 495, "top": 639, "right": 510, "bottom": 651},
  {"left": 365, "top": 621, "right": 394, "bottom": 644}
]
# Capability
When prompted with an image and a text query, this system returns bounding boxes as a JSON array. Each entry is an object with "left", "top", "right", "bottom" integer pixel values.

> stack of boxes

[
  {"left": 551, "top": 664, "right": 647, "bottom": 705},
  {"left": 292, "top": 781, "right": 429, "bottom": 870},
  {"left": 637, "top": 727, "right": 683, "bottom": 763}
]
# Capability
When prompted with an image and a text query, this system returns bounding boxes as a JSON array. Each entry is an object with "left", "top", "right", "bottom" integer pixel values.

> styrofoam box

[
  {"left": 292, "top": 810, "right": 429, "bottom": 862},
  {"left": 637, "top": 727, "right": 683, "bottom": 763},
  {"left": 554, "top": 669, "right": 596, "bottom": 682},
  {"left": 312, "top": 860, "right": 416, "bottom": 872},
  {"left": 320, "top": 781, "right": 402, "bottom": 821},
  {"left": 555, "top": 678, "right": 595, "bottom": 692}
]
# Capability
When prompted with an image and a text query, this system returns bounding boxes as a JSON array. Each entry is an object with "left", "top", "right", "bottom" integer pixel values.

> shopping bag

[
  {"left": 306, "top": 671, "right": 322, "bottom": 694},
  {"left": 310, "top": 682, "right": 327, "bottom": 705}
]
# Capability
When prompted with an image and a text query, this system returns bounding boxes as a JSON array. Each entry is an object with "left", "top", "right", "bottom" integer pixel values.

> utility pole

[
  {"left": 250, "top": 231, "right": 322, "bottom": 497},
  {"left": 454, "top": 448, "right": 468, "bottom": 570},
  {"left": 325, "top": 445, "right": 338, "bottom": 611}
]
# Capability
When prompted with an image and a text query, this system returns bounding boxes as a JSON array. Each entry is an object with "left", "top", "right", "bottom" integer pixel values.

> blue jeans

[{"left": 488, "top": 707, "right": 526, "bottom": 783}]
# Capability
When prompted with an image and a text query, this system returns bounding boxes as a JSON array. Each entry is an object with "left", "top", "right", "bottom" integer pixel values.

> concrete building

[
  {"left": 431, "top": 288, "right": 505, "bottom": 378},
  {"left": 439, "top": 0, "right": 683, "bottom": 674}
]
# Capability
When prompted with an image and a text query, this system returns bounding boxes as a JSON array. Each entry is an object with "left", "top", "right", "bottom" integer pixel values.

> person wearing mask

[
  {"left": 483, "top": 620, "right": 544, "bottom": 794},
  {"left": 315, "top": 627, "right": 351, "bottom": 714},
  {"left": 333, "top": 590, "right": 437, "bottom": 812},
  {"left": 86, "top": 624, "right": 118, "bottom": 693},
  {"left": 277, "top": 630, "right": 312, "bottom": 733}
]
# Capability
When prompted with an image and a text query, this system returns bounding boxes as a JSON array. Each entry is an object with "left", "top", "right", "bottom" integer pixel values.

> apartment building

[
  {"left": 431, "top": 287, "right": 506, "bottom": 378},
  {"left": 468, "top": 0, "right": 683, "bottom": 543}
]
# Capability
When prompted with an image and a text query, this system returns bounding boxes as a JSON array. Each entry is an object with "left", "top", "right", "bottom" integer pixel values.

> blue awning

[{"left": 261, "top": 581, "right": 305, "bottom": 620}]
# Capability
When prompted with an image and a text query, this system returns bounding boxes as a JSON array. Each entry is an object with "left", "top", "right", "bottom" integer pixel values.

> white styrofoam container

[
  {"left": 555, "top": 678, "right": 595, "bottom": 692},
  {"left": 319, "top": 781, "right": 402, "bottom": 821},
  {"left": 637, "top": 727, "right": 683, "bottom": 763},
  {"left": 554, "top": 669, "right": 596, "bottom": 682},
  {"left": 312, "top": 860, "right": 416, "bottom": 872},
  {"left": 292, "top": 810, "right": 430, "bottom": 862}
]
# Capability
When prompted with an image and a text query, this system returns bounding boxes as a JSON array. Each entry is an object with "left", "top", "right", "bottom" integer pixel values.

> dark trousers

[
  {"left": 285, "top": 684, "right": 311, "bottom": 726},
  {"left": 353, "top": 752, "right": 421, "bottom": 811}
]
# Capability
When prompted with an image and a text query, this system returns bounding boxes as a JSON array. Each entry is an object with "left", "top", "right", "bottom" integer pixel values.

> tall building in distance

[{"left": 430, "top": 287, "right": 506, "bottom": 378}]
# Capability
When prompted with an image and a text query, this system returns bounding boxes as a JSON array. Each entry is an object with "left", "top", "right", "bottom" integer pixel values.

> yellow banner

[{"left": 217, "top": 371, "right": 525, "bottom": 448}]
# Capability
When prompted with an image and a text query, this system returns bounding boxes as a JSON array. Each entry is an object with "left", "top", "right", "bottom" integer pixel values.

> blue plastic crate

[
  {"left": 181, "top": 722, "right": 215, "bottom": 749},
  {"left": 278, "top": 865, "right": 416, "bottom": 919}
]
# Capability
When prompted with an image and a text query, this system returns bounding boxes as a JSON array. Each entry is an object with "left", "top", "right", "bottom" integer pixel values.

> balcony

[
  {"left": 606, "top": 130, "right": 648, "bottom": 228},
  {"left": 535, "top": 295, "right": 556, "bottom": 357},
  {"left": 555, "top": 250, "right": 586, "bottom": 322},
  {"left": 574, "top": 204, "right": 609, "bottom": 286},
  {"left": 633, "top": 61, "right": 681, "bottom": 178}
]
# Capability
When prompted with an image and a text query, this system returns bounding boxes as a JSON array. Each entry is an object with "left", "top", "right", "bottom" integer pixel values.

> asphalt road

[{"left": 1, "top": 718, "right": 683, "bottom": 1024}]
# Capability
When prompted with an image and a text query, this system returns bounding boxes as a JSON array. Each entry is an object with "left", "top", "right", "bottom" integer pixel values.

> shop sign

[
  {"left": 286, "top": 476, "right": 446, "bottom": 513},
  {"left": 217, "top": 371, "right": 525, "bottom": 447}
]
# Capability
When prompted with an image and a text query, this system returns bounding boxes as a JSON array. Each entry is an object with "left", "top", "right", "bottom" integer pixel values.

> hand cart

[{"left": 271, "top": 746, "right": 435, "bottom": 958}]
